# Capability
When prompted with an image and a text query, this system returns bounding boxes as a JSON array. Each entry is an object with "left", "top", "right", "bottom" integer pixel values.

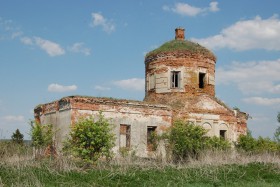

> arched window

[{"left": 202, "top": 122, "right": 212, "bottom": 136}]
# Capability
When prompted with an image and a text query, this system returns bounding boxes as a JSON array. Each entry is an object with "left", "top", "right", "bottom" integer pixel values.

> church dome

[
  {"left": 144, "top": 28, "right": 217, "bottom": 103},
  {"left": 145, "top": 39, "right": 216, "bottom": 63}
]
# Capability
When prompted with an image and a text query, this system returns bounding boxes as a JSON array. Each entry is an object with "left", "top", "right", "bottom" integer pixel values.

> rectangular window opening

[
  {"left": 199, "top": 72, "right": 206, "bottom": 88},
  {"left": 171, "top": 71, "right": 180, "bottom": 88},
  {"left": 149, "top": 74, "right": 156, "bottom": 90},
  {"left": 220, "top": 130, "right": 227, "bottom": 140},
  {"left": 147, "top": 126, "right": 157, "bottom": 151},
  {"left": 120, "top": 124, "right": 131, "bottom": 148}
]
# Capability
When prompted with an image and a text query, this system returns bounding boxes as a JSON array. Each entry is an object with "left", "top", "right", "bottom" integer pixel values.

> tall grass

[{"left": 1, "top": 142, "right": 280, "bottom": 186}]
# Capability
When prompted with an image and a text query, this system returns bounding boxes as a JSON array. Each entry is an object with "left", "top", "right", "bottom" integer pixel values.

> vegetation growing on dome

[{"left": 146, "top": 40, "right": 216, "bottom": 60}]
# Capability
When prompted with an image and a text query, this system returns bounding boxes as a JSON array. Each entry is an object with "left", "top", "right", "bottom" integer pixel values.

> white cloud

[
  {"left": 209, "top": 2, "right": 219, "bottom": 12},
  {"left": 20, "top": 36, "right": 33, "bottom": 45},
  {"left": 163, "top": 2, "right": 219, "bottom": 17},
  {"left": 1, "top": 115, "right": 25, "bottom": 123},
  {"left": 113, "top": 78, "right": 145, "bottom": 91},
  {"left": 48, "top": 83, "right": 77, "bottom": 92},
  {"left": 20, "top": 36, "right": 65, "bottom": 57},
  {"left": 34, "top": 37, "right": 65, "bottom": 56},
  {"left": 68, "top": 42, "right": 91, "bottom": 56},
  {"left": 90, "top": 13, "right": 115, "bottom": 33},
  {"left": 217, "top": 59, "right": 280, "bottom": 95},
  {"left": 193, "top": 15, "right": 280, "bottom": 51},
  {"left": 172, "top": 3, "right": 203, "bottom": 16},
  {"left": 94, "top": 85, "right": 111, "bottom": 91},
  {"left": 243, "top": 97, "right": 280, "bottom": 106},
  {"left": 0, "top": 18, "right": 65, "bottom": 56}
]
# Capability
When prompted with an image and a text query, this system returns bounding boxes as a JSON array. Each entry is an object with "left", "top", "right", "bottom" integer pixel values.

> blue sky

[{"left": 0, "top": 0, "right": 280, "bottom": 140}]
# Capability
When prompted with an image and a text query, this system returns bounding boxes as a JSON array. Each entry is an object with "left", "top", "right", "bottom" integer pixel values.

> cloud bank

[
  {"left": 216, "top": 58, "right": 280, "bottom": 95},
  {"left": 193, "top": 15, "right": 280, "bottom": 51}
]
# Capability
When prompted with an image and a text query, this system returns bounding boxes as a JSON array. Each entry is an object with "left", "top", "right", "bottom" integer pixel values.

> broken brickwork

[{"left": 34, "top": 96, "right": 172, "bottom": 158}]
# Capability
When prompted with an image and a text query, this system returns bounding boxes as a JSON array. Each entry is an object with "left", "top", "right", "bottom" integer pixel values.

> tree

[
  {"left": 11, "top": 129, "right": 24, "bottom": 145},
  {"left": 65, "top": 112, "right": 115, "bottom": 162}
]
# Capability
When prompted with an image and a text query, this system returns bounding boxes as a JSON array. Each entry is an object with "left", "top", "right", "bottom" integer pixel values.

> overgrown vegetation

[
  {"left": 0, "top": 141, "right": 32, "bottom": 159},
  {"left": 30, "top": 122, "right": 55, "bottom": 159},
  {"left": 145, "top": 40, "right": 216, "bottom": 61},
  {"left": 166, "top": 120, "right": 231, "bottom": 161},
  {"left": 64, "top": 112, "right": 115, "bottom": 162},
  {"left": 236, "top": 133, "right": 280, "bottom": 153},
  {"left": 1, "top": 114, "right": 280, "bottom": 186},
  {"left": 1, "top": 160, "right": 280, "bottom": 187}
]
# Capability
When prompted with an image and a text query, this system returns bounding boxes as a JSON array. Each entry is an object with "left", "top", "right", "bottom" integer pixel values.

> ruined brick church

[{"left": 34, "top": 28, "right": 248, "bottom": 157}]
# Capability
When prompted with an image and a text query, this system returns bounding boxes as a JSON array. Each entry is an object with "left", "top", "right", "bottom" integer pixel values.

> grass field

[
  {"left": 1, "top": 141, "right": 280, "bottom": 186},
  {"left": 1, "top": 161, "right": 280, "bottom": 186}
]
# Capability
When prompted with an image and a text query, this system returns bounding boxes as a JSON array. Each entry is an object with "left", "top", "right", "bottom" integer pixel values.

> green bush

[
  {"left": 168, "top": 120, "right": 206, "bottom": 160},
  {"left": 30, "top": 122, "right": 53, "bottom": 148},
  {"left": 165, "top": 120, "right": 232, "bottom": 161},
  {"left": 236, "top": 133, "right": 280, "bottom": 153},
  {"left": 205, "top": 136, "right": 231, "bottom": 150},
  {"left": 256, "top": 137, "right": 279, "bottom": 153},
  {"left": 65, "top": 112, "right": 115, "bottom": 162},
  {"left": 30, "top": 122, "right": 54, "bottom": 158},
  {"left": 166, "top": 120, "right": 230, "bottom": 161},
  {"left": 236, "top": 134, "right": 257, "bottom": 152}
]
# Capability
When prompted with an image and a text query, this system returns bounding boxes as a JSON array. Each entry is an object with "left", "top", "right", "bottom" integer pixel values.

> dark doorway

[
  {"left": 220, "top": 130, "right": 227, "bottom": 140},
  {"left": 147, "top": 126, "right": 157, "bottom": 151}
]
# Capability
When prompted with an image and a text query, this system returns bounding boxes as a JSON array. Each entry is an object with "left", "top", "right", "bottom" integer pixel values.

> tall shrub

[
  {"left": 205, "top": 136, "right": 231, "bottom": 150},
  {"left": 237, "top": 133, "right": 280, "bottom": 153},
  {"left": 65, "top": 112, "right": 115, "bottom": 162},
  {"left": 168, "top": 120, "right": 207, "bottom": 160},
  {"left": 30, "top": 122, "right": 54, "bottom": 158},
  {"left": 166, "top": 120, "right": 231, "bottom": 161},
  {"left": 236, "top": 133, "right": 257, "bottom": 152}
]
